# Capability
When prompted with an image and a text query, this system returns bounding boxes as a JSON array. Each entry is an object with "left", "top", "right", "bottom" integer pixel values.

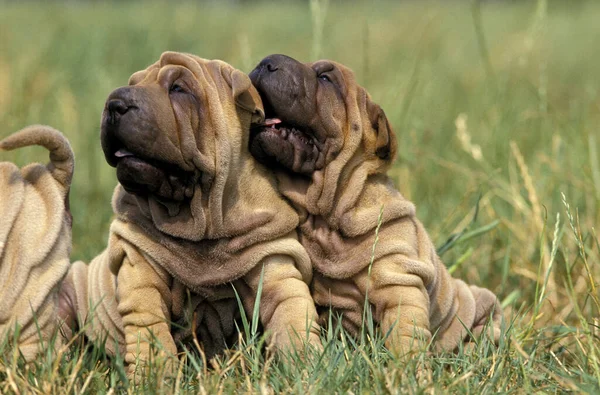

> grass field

[{"left": 1, "top": 0, "right": 599, "bottom": 392}]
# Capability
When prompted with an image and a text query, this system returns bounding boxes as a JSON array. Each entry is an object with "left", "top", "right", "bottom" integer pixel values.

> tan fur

[
  {"left": 272, "top": 61, "right": 503, "bottom": 355},
  {"left": 61, "top": 53, "right": 320, "bottom": 376},
  {"left": 0, "top": 125, "right": 74, "bottom": 361}
]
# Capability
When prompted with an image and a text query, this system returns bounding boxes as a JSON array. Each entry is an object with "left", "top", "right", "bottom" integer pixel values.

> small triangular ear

[
  {"left": 227, "top": 68, "right": 265, "bottom": 124},
  {"left": 367, "top": 99, "right": 397, "bottom": 161}
]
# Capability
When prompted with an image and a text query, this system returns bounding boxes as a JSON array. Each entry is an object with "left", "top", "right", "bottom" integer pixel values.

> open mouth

[
  {"left": 250, "top": 115, "right": 324, "bottom": 175},
  {"left": 108, "top": 142, "right": 197, "bottom": 202},
  {"left": 260, "top": 118, "right": 317, "bottom": 149}
]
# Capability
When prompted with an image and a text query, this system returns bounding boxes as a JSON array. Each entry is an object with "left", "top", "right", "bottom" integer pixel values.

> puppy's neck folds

[{"left": 277, "top": 162, "right": 415, "bottom": 239}]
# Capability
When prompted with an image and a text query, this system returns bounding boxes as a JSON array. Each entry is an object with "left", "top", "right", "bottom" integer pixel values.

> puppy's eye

[
  {"left": 319, "top": 74, "right": 332, "bottom": 83},
  {"left": 170, "top": 83, "right": 186, "bottom": 94}
]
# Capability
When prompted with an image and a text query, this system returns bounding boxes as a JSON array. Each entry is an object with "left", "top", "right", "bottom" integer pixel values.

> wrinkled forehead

[{"left": 127, "top": 52, "right": 232, "bottom": 89}]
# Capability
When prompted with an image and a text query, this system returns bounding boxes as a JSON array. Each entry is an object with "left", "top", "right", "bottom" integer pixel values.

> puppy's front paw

[{"left": 126, "top": 351, "right": 178, "bottom": 384}]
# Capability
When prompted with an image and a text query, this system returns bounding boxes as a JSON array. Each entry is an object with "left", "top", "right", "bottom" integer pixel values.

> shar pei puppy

[
  {"left": 0, "top": 125, "right": 74, "bottom": 362},
  {"left": 59, "top": 52, "right": 320, "bottom": 376},
  {"left": 248, "top": 54, "right": 503, "bottom": 356}
]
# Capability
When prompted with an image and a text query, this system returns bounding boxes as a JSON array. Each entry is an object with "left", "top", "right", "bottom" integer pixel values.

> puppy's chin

[
  {"left": 250, "top": 125, "right": 324, "bottom": 175},
  {"left": 116, "top": 157, "right": 195, "bottom": 202}
]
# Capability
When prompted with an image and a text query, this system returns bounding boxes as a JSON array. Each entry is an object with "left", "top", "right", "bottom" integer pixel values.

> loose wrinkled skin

[
  {"left": 59, "top": 52, "right": 320, "bottom": 379},
  {"left": 249, "top": 54, "right": 503, "bottom": 357},
  {"left": 0, "top": 125, "right": 74, "bottom": 362}
]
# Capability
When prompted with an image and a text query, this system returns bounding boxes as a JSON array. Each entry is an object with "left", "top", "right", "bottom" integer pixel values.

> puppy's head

[
  {"left": 101, "top": 52, "right": 264, "bottom": 202},
  {"left": 249, "top": 54, "right": 396, "bottom": 176}
]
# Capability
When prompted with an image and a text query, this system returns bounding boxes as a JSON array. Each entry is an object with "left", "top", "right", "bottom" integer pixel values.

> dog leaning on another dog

[
  {"left": 0, "top": 125, "right": 74, "bottom": 362},
  {"left": 249, "top": 54, "right": 504, "bottom": 356},
  {"left": 58, "top": 52, "right": 321, "bottom": 377}
]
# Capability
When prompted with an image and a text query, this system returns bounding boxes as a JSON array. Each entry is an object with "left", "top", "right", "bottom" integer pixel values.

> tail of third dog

[{"left": 0, "top": 124, "right": 75, "bottom": 196}]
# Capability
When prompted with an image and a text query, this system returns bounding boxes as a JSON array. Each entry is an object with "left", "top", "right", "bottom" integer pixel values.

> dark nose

[
  {"left": 105, "top": 98, "right": 130, "bottom": 125},
  {"left": 250, "top": 54, "right": 300, "bottom": 85},
  {"left": 256, "top": 56, "right": 279, "bottom": 73},
  {"left": 107, "top": 99, "right": 129, "bottom": 116},
  {"left": 256, "top": 54, "right": 297, "bottom": 73},
  {"left": 105, "top": 86, "right": 136, "bottom": 124},
  {"left": 263, "top": 58, "right": 278, "bottom": 72}
]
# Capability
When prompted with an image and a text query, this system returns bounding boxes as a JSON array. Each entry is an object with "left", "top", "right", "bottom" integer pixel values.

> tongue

[
  {"left": 115, "top": 149, "right": 135, "bottom": 158},
  {"left": 264, "top": 118, "right": 282, "bottom": 126}
]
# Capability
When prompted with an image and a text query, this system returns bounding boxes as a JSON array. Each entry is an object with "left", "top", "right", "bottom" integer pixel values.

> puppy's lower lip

[{"left": 114, "top": 149, "right": 135, "bottom": 158}]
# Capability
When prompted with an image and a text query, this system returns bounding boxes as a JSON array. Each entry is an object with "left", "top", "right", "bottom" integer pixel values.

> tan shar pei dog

[
  {"left": 58, "top": 52, "right": 320, "bottom": 376},
  {"left": 248, "top": 54, "right": 503, "bottom": 356},
  {"left": 0, "top": 125, "right": 74, "bottom": 362}
]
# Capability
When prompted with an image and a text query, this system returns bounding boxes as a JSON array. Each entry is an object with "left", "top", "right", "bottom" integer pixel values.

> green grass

[{"left": 1, "top": 0, "right": 599, "bottom": 392}]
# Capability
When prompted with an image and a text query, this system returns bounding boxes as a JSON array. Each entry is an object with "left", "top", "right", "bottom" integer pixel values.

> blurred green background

[{"left": 1, "top": 0, "right": 599, "bottom": 323}]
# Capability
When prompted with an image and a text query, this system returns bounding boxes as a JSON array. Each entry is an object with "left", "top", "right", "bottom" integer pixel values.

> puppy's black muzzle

[
  {"left": 249, "top": 54, "right": 298, "bottom": 80},
  {"left": 106, "top": 98, "right": 130, "bottom": 125},
  {"left": 101, "top": 86, "right": 143, "bottom": 166},
  {"left": 249, "top": 54, "right": 306, "bottom": 92},
  {"left": 249, "top": 54, "right": 316, "bottom": 127},
  {"left": 104, "top": 86, "right": 138, "bottom": 124}
]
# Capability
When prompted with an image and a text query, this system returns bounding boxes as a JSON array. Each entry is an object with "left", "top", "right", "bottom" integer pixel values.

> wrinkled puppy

[
  {"left": 249, "top": 55, "right": 503, "bottom": 355},
  {"left": 0, "top": 125, "right": 74, "bottom": 362},
  {"left": 59, "top": 52, "right": 320, "bottom": 376}
]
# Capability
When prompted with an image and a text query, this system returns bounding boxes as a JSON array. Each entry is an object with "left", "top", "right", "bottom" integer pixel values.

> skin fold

[
  {"left": 0, "top": 125, "right": 74, "bottom": 362},
  {"left": 249, "top": 54, "right": 503, "bottom": 356},
  {"left": 59, "top": 52, "right": 320, "bottom": 378}
]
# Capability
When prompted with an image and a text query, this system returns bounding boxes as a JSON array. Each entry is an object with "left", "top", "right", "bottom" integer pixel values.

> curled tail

[{"left": 0, "top": 125, "right": 75, "bottom": 190}]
